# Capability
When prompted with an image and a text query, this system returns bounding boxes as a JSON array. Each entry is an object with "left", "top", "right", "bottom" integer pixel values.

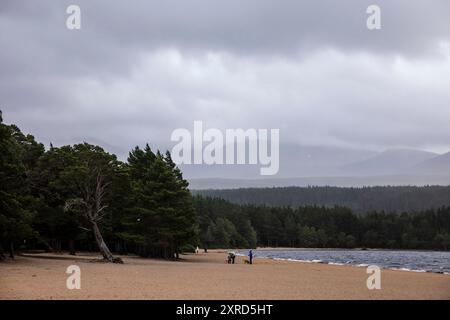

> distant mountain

[
  {"left": 340, "top": 148, "right": 438, "bottom": 176},
  {"left": 413, "top": 152, "right": 450, "bottom": 175},
  {"left": 180, "top": 143, "right": 376, "bottom": 179},
  {"left": 180, "top": 145, "right": 450, "bottom": 188}
]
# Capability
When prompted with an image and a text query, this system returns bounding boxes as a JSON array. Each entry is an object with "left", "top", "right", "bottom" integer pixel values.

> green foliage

[
  {"left": 119, "top": 145, "right": 197, "bottom": 258},
  {"left": 195, "top": 196, "right": 450, "bottom": 250},
  {"left": 0, "top": 112, "right": 197, "bottom": 259},
  {"left": 194, "top": 196, "right": 257, "bottom": 249},
  {"left": 0, "top": 111, "right": 37, "bottom": 257},
  {"left": 196, "top": 186, "right": 450, "bottom": 214}
]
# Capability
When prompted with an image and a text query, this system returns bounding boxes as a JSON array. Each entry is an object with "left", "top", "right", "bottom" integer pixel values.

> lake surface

[{"left": 237, "top": 249, "right": 450, "bottom": 274}]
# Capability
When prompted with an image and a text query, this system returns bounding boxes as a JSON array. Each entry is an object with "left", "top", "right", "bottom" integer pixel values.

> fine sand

[{"left": 1, "top": 250, "right": 449, "bottom": 300}]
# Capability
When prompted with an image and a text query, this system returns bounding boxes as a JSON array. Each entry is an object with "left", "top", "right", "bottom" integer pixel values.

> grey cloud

[
  {"left": 2, "top": 0, "right": 450, "bottom": 77},
  {"left": 1, "top": 0, "right": 450, "bottom": 170}
]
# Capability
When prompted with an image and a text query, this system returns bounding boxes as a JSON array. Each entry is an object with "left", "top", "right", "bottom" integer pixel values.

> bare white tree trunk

[
  {"left": 66, "top": 171, "right": 123, "bottom": 263},
  {"left": 91, "top": 221, "right": 116, "bottom": 262},
  {"left": 89, "top": 173, "right": 123, "bottom": 263}
]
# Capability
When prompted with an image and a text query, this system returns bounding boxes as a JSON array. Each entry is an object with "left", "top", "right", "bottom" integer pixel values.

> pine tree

[
  {"left": 0, "top": 111, "right": 34, "bottom": 259},
  {"left": 124, "top": 145, "right": 197, "bottom": 259}
]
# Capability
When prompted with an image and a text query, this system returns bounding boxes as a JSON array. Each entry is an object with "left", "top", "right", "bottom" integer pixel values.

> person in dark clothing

[
  {"left": 227, "top": 252, "right": 236, "bottom": 264},
  {"left": 248, "top": 249, "right": 253, "bottom": 264}
]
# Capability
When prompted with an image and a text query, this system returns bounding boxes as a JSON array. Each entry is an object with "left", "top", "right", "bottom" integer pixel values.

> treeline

[
  {"left": 0, "top": 112, "right": 196, "bottom": 261},
  {"left": 194, "top": 196, "right": 450, "bottom": 250},
  {"left": 2, "top": 111, "right": 450, "bottom": 261},
  {"left": 196, "top": 186, "right": 450, "bottom": 214}
]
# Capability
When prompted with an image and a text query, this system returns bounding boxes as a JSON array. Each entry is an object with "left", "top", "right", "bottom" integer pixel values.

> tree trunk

[
  {"left": 69, "top": 239, "right": 76, "bottom": 255},
  {"left": 43, "top": 239, "right": 53, "bottom": 253},
  {"left": 91, "top": 222, "right": 122, "bottom": 263},
  {"left": 0, "top": 242, "right": 5, "bottom": 260},
  {"left": 9, "top": 241, "right": 14, "bottom": 259}
]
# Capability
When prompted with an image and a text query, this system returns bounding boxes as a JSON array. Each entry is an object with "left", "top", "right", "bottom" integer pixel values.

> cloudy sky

[{"left": 1, "top": 0, "right": 450, "bottom": 164}]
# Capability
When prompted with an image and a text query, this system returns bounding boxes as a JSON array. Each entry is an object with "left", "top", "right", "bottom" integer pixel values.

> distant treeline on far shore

[{"left": 195, "top": 185, "right": 450, "bottom": 214}]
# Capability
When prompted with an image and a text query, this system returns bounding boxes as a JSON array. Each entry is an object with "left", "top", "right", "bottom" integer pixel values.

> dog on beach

[{"left": 243, "top": 258, "right": 251, "bottom": 264}]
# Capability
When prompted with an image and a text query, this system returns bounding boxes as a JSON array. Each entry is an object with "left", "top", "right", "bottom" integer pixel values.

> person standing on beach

[
  {"left": 227, "top": 251, "right": 236, "bottom": 264},
  {"left": 248, "top": 249, "right": 253, "bottom": 264}
]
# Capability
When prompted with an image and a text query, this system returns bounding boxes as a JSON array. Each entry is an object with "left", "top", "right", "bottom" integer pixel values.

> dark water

[{"left": 238, "top": 249, "right": 450, "bottom": 274}]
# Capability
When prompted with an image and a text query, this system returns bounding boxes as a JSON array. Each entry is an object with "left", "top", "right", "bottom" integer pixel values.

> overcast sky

[{"left": 1, "top": 0, "right": 450, "bottom": 160}]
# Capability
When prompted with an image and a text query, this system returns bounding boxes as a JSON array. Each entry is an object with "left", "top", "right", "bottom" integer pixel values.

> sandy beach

[{"left": 1, "top": 250, "right": 449, "bottom": 300}]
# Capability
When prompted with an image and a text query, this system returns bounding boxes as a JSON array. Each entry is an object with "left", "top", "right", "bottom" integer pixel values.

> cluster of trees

[
  {"left": 195, "top": 197, "right": 257, "bottom": 249},
  {"left": 0, "top": 112, "right": 196, "bottom": 262},
  {"left": 197, "top": 186, "right": 450, "bottom": 214},
  {"left": 194, "top": 196, "right": 450, "bottom": 250},
  {"left": 2, "top": 111, "right": 450, "bottom": 262}
]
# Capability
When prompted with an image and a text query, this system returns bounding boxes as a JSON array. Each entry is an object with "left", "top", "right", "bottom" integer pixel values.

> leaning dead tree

[{"left": 65, "top": 171, "right": 123, "bottom": 264}]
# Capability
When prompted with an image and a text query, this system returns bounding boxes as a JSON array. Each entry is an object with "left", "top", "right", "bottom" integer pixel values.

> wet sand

[{"left": 1, "top": 250, "right": 449, "bottom": 300}]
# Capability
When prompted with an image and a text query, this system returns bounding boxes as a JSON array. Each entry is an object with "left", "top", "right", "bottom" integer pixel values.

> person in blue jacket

[{"left": 248, "top": 249, "right": 253, "bottom": 264}]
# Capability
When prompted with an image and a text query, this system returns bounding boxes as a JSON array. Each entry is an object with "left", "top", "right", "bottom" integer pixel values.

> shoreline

[
  {"left": 236, "top": 253, "right": 450, "bottom": 275},
  {"left": 1, "top": 250, "right": 449, "bottom": 300},
  {"left": 254, "top": 246, "right": 450, "bottom": 252},
  {"left": 233, "top": 248, "right": 450, "bottom": 274}
]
